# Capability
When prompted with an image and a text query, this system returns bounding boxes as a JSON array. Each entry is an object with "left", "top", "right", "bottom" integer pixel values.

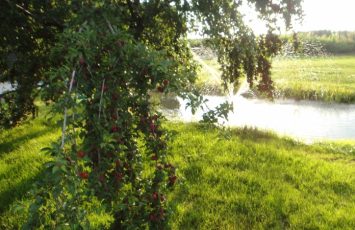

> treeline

[
  {"left": 190, "top": 31, "right": 355, "bottom": 55},
  {"left": 282, "top": 31, "right": 355, "bottom": 55}
]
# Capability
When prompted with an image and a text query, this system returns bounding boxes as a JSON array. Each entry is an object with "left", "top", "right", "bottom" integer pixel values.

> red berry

[
  {"left": 79, "top": 57, "right": 86, "bottom": 66},
  {"left": 152, "top": 192, "right": 159, "bottom": 201},
  {"left": 149, "top": 213, "right": 157, "bottom": 222},
  {"left": 111, "top": 126, "right": 119, "bottom": 132},
  {"left": 157, "top": 86, "right": 164, "bottom": 93},
  {"left": 163, "top": 79, "right": 169, "bottom": 86},
  {"left": 79, "top": 171, "right": 89, "bottom": 180},
  {"left": 111, "top": 114, "right": 118, "bottom": 120},
  {"left": 152, "top": 114, "right": 159, "bottom": 121},
  {"left": 150, "top": 123, "right": 156, "bottom": 132},
  {"left": 115, "top": 173, "right": 123, "bottom": 182},
  {"left": 151, "top": 154, "right": 158, "bottom": 161},
  {"left": 169, "top": 175, "right": 177, "bottom": 185},
  {"left": 77, "top": 151, "right": 85, "bottom": 158}
]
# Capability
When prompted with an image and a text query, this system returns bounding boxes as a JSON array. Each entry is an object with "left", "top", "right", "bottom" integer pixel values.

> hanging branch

[{"left": 61, "top": 70, "right": 76, "bottom": 149}]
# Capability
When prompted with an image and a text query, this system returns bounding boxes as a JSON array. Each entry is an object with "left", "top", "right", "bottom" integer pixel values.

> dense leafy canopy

[{"left": 0, "top": 0, "right": 302, "bottom": 228}]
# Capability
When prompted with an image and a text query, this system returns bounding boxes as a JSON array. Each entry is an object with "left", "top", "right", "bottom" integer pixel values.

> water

[
  {"left": 0, "top": 82, "right": 16, "bottom": 95},
  {"left": 162, "top": 95, "right": 355, "bottom": 142}
]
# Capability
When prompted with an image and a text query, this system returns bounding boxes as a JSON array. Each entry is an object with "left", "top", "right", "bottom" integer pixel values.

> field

[
  {"left": 1, "top": 109, "right": 354, "bottom": 228},
  {"left": 197, "top": 55, "right": 355, "bottom": 103},
  {"left": 272, "top": 56, "right": 355, "bottom": 103}
]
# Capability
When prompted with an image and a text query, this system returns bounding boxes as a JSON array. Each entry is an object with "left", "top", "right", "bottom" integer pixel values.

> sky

[
  {"left": 247, "top": 0, "right": 355, "bottom": 34},
  {"left": 189, "top": 0, "right": 355, "bottom": 38}
]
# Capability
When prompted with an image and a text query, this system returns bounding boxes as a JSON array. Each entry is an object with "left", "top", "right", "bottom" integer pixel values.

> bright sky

[
  {"left": 248, "top": 0, "right": 355, "bottom": 34},
  {"left": 188, "top": 0, "right": 355, "bottom": 38}
]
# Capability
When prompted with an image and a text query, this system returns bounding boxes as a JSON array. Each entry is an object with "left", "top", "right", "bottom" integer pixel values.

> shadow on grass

[
  {"left": 0, "top": 169, "right": 46, "bottom": 215},
  {"left": 0, "top": 128, "right": 54, "bottom": 156}
]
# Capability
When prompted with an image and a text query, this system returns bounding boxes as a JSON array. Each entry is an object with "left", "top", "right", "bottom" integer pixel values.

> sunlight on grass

[
  {"left": 167, "top": 123, "right": 355, "bottom": 229},
  {"left": 0, "top": 108, "right": 60, "bottom": 214},
  {"left": 272, "top": 56, "right": 355, "bottom": 102}
]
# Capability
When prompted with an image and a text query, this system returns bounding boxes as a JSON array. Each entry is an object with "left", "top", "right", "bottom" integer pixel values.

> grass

[
  {"left": 0, "top": 107, "right": 59, "bottom": 214},
  {"left": 168, "top": 124, "right": 355, "bottom": 229},
  {"left": 196, "top": 55, "right": 355, "bottom": 102},
  {"left": 272, "top": 56, "right": 355, "bottom": 103},
  {"left": 1, "top": 109, "right": 354, "bottom": 228}
]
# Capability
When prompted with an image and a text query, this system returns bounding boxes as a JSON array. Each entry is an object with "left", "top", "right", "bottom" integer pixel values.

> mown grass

[
  {"left": 0, "top": 106, "right": 59, "bottom": 215},
  {"left": 272, "top": 56, "right": 355, "bottom": 103},
  {"left": 1, "top": 114, "right": 354, "bottom": 228}
]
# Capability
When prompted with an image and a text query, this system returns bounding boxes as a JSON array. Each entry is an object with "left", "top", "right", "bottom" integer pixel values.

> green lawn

[
  {"left": 272, "top": 56, "right": 355, "bottom": 103},
  {"left": 169, "top": 124, "right": 355, "bottom": 229},
  {"left": 1, "top": 110, "right": 354, "bottom": 228}
]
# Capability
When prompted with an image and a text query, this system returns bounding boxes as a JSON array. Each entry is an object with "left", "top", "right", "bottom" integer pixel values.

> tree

[
  {"left": 3, "top": 0, "right": 302, "bottom": 228},
  {"left": 0, "top": 0, "right": 73, "bottom": 128}
]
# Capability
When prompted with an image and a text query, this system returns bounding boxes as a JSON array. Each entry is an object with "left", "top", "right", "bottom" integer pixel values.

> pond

[{"left": 162, "top": 95, "right": 355, "bottom": 142}]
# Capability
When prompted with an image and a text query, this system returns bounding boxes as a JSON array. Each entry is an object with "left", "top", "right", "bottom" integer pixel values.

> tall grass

[{"left": 272, "top": 56, "right": 355, "bottom": 103}]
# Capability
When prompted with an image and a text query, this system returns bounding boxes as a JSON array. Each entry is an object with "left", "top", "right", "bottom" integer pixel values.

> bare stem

[{"left": 61, "top": 70, "right": 76, "bottom": 149}]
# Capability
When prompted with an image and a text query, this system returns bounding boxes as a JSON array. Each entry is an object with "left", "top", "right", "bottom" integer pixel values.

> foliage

[
  {"left": 0, "top": 1, "right": 73, "bottom": 127},
  {"left": 281, "top": 30, "right": 355, "bottom": 55},
  {"left": 1, "top": 0, "right": 303, "bottom": 228}
]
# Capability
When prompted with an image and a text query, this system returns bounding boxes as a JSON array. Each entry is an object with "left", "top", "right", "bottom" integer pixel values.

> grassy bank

[
  {"left": 197, "top": 55, "right": 355, "bottom": 103},
  {"left": 272, "top": 56, "right": 355, "bottom": 103},
  {"left": 1, "top": 110, "right": 354, "bottom": 228}
]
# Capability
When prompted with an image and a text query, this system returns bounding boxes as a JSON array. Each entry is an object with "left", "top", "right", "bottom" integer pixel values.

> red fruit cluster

[
  {"left": 149, "top": 213, "right": 158, "bottom": 222},
  {"left": 168, "top": 175, "right": 177, "bottom": 185},
  {"left": 77, "top": 150, "right": 85, "bottom": 158},
  {"left": 163, "top": 79, "right": 169, "bottom": 86},
  {"left": 151, "top": 154, "right": 158, "bottom": 161},
  {"left": 79, "top": 57, "right": 86, "bottom": 66},
  {"left": 111, "top": 126, "right": 120, "bottom": 132},
  {"left": 152, "top": 192, "right": 159, "bottom": 201},
  {"left": 79, "top": 171, "right": 89, "bottom": 180},
  {"left": 115, "top": 172, "right": 123, "bottom": 182},
  {"left": 111, "top": 114, "right": 118, "bottom": 120},
  {"left": 150, "top": 122, "right": 156, "bottom": 133},
  {"left": 157, "top": 86, "right": 164, "bottom": 93}
]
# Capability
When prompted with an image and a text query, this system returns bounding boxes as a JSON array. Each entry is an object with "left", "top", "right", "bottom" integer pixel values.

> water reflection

[{"left": 161, "top": 95, "right": 355, "bottom": 141}]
